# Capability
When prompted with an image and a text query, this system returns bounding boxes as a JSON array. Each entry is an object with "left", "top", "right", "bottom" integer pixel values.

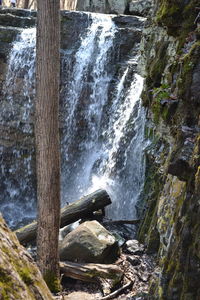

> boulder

[
  {"left": 59, "top": 220, "right": 119, "bottom": 263},
  {"left": 0, "top": 215, "right": 53, "bottom": 299},
  {"left": 76, "top": 0, "right": 128, "bottom": 14},
  {"left": 129, "top": 0, "right": 153, "bottom": 17},
  {"left": 107, "top": 0, "right": 128, "bottom": 14},
  {"left": 76, "top": 0, "right": 106, "bottom": 13}
]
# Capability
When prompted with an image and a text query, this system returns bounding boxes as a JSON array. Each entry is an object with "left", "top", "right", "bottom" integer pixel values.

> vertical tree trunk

[
  {"left": 35, "top": 0, "right": 60, "bottom": 292},
  {"left": 23, "top": 0, "right": 29, "bottom": 8}
]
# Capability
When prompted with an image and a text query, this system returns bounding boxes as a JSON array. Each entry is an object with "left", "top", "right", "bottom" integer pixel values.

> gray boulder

[
  {"left": 129, "top": 0, "right": 153, "bottom": 17},
  {"left": 107, "top": 0, "right": 128, "bottom": 14},
  {"left": 59, "top": 220, "right": 119, "bottom": 263},
  {"left": 76, "top": 0, "right": 128, "bottom": 14}
]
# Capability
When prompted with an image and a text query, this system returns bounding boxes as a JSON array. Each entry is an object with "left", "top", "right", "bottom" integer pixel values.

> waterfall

[
  {"left": 0, "top": 13, "right": 146, "bottom": 228},
  {"left": 89, "top": 72, "right": 146, "bottom": 219},
  {"left": 3, "top": 28, "right": 36, "bottom": 133},
  {"left": 60, "top": 14, "right": 117, "bottom": 203},
  {"left": 0, "top": 28, "right": 36, "bottom": 228}
]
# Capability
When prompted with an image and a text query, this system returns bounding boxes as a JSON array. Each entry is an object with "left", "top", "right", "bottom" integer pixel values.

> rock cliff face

[
  {"left": 0, "top": 215, "right": 53, "bottom": 299},
  {"left": 75, "top": 0, "right": 153, "bottom": 16},
  {"left": 138, "top": 0, "right": 200, "bottom": 299}
]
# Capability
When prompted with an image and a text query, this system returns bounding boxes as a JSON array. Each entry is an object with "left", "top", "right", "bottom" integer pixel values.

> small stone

[
  {"left": 127, "top": 255, "right": 141, "bottom": 266},
  {"left": 126, "top": 240, "right": 145, "bottom": 255}
]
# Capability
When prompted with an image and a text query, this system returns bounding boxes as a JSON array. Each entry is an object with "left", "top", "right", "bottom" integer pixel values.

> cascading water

[
  {"left": 0, "top": 13, "right": 146, "bottom": 228},
  {"left": 0, "top": 28, "right": 36, "bottom": 228},
  {"left": 60, "top": 15, "right": 117, "bottom": 203},
  {"left": 89, "top": 72, "right": 146, "bottom": 219},
  {"left": 3, "top": 28, "right": 36, "bottom": 132}
]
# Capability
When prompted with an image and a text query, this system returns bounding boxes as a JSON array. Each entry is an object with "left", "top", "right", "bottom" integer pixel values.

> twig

[
  {"left": 100, "top": 281, "right": 133, "bottom": 300},
  {"left": 60, "top": 274, "right": 65, "bottom": 300}
]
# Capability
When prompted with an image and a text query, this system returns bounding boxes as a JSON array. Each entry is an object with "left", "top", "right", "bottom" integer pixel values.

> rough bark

[
  {"left": 60, "top": 189, "right": 111, "bottom": 227},
  {"left": 23, "top": 0, "right": 29, "bottom": 8},
  {"left": 35, "top": 0, "right": 61, "bottom": 292},
  {"left": 15, "top": 189, "right": 111, "bottom": 244},
  {"left": 60, "top": 261, "right": 123, "bottom": 283}
]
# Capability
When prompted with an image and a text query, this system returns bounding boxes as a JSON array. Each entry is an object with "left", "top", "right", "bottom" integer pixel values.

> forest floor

[{"left": 53, "top": 249, "right": 157, "bottom": 300}]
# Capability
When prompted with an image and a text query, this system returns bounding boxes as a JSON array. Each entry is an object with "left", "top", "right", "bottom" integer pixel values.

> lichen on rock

[
  {"left": 0, "top": 215, "right": 53, "bottom": 299},
  {"left": 138, "top": 0, "right": 200, "bottom": 298}
]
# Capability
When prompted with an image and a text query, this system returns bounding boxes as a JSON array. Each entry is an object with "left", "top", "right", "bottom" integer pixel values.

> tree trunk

[
  {"left": 35, "top": 0, "right": 60, "bottom": 292},
  {"left": 15, "top": 189, "right": 111, "bottom": 244},
  {"left": 23, "top": 0, "right": 29, "bottom": 8}
]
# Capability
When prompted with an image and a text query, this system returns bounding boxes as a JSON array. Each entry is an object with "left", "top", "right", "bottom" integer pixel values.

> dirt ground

[{"left": 53, "top": 252, "right": 156, "bottom": 300}]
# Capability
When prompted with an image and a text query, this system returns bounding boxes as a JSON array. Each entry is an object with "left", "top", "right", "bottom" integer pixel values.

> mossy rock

[
  {"left": 178, "top": 41, "right": 200, "bottom": 102},
  {"left": 156, "top": 0, "right": 198, "bottom": 39},
  {"left": 156, "top": 0, "right": 183, "bottom": 36},
  {"left": 0, "top": 215, "right": 54, "bottom": 299}
]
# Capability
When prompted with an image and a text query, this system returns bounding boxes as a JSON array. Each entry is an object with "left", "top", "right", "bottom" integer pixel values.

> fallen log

[
  {"left": 15, "top": 189, "right": 111, "bottom": 244},
  {"left": 59, "top": 261, "right": 123, "bottom": 285},
  {"left": 103, "top": 219, "right": 141, "bottom": 226}
]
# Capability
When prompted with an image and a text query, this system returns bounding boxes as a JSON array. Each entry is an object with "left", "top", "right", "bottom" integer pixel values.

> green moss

[
  {"left": 158, "top": 286, "right": 164, "bottom": 299},
  {"left": 0, "top": 268, "right": 11, "bottom": 283},
  {"left": 44, "top": 271, "right": 61, "bottom": 293},
  {"left": 1, "top": 244, "right": 37, "bottom": 297},
  {"left": 138, "top": 146, "right": 167, "bottom": 253},
  {"left": 156, "top": 0, "right": 183, "bottom": 36},
  {"left": 19, "top": 267, "right": 34, "bottom": 285},
  {"left": 0, "top": 268, "right": 19, "bottom": 299},
  {"left": 156, "top": 0, "right": 198, "bottom": 39},
  {"left": 149, "top": 41, "right": 169, "bottom": 87},
  {"left": 144, "top": 126, "right": 155, "bottom": 140},
  {"left": 151, "top": 84, "right": 170, "bottom": 123},
  {"left": 178, "top": 41, "right": 200, "bottom": 100}
]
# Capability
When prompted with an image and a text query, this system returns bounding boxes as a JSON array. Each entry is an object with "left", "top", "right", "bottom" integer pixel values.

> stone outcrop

[
  {"left": 138, "top": 0, "right": 200, "bottom": 298},
  {"left": 129, "top": 0, "right": 153, "bottom": 16},
  {"left": 76, "top": 0, "right": 128, "bottom": 14},
  {"left": 75, "top": 0, "right": 153, "bottom": 16},
  {"left": 0, "top": 215, "right": 53, "bottom": 299},
  {"left": 59, "top": 220, "right": 119, "bottom": 263}
]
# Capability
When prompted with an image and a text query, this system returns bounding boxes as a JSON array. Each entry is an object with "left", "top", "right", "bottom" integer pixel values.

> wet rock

[
  {"left": 0, "top": 8, "right": 36, "bottom": 18},
  {"left": 0, "top": 27, "right": 21, "bottom": 61},
  {"left": 126, "top": 240, "right": 145, "bottom": 255},
  {"left": 113, "top": 15, "right": 145, "bottom": 28},
  {"left": 0, "top": 10, "right": 36, "bottom": 27},
  {"left": 59, "top": 220, "right": 119, "bottom": 263}
]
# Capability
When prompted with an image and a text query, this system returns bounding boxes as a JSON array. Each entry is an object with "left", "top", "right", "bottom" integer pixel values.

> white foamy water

[{"left": 0, "top": 14, "right": 146, "bottom": 228}]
